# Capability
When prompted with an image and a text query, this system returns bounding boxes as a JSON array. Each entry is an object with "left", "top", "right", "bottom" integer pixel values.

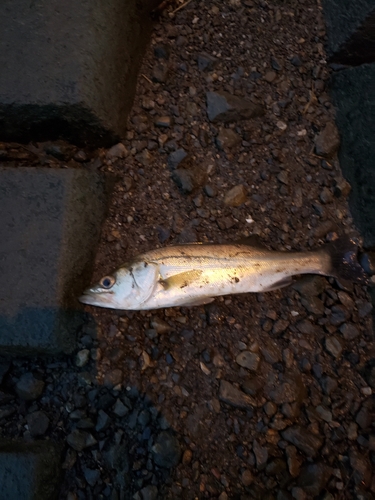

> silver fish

[{"left": 79, "top": 235, "right": 366, "bottom": 310}]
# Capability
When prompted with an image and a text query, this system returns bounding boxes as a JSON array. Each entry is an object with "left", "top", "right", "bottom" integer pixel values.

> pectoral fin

[
  {"left": 261, "top": 276, "right": 294, "bottom": 292},
  {"left": 160, "top": 270, "right": 203, "bottom": 290}
]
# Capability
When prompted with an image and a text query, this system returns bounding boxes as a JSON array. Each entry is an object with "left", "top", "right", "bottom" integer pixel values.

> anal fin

[{"left": 261, "top": 276, "right": 294, "bottom": 292}]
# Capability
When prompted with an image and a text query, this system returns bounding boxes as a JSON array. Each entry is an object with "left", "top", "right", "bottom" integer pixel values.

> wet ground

[{"left": 1, "top": 0, "right": 375, "bottom": 499}]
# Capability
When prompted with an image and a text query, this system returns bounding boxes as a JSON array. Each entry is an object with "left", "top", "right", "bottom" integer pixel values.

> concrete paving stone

[
  {"left": 322, "top": 0, "right": 375, "bottom": 65},
  {"left": 0, "top": 167, "right": 113, "bottom": 354},
  {"left": 331, "top": 63, "right": 375, "bottom": 248},
  {"left": 0, "top": 0, "right": 157, "bottom": 146},
  {"left": 0, "top": 440, "right": 63, "bottom": 500}
]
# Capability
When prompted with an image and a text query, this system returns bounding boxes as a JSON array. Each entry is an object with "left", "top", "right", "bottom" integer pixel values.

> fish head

[{"left": 79, "top": 261, "right": 158, "bottom": 310}]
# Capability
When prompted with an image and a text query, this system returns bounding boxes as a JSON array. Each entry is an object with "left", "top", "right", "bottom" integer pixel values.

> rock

[
  {"left": 320, "top": 375, "right": 338, "bottom": 395},
  {"left": 319, "top": 187, "right": 333, "bottom": 204},
  {"left": 337, "top": 291, "right": 354, "bottom": 309},
  {"left": 260, "top": 339, "right": 281, "bottom": 364},
  {"left": 241, "top": 469, "right": 253, "bottom": 486},
  {"left": 123, "top": 176, "right": 133, "bottom": 192},
  {"left": 135, "top": 149, "right": 153, "bottom": 166},
  {"left": 141, "top": 97, "right": 155, "bottom": 110},
  {"left": 301, "top": 297, "right": 324, "bottom": 315},
  {"left": 103, "top": 369, "right": 123, "bottom": 388},
  {"left": 26, "top": 411, "right": 49, "bottom": 437},
  {"left": 236, "top": 351, "right": 260, "bottom": 371},
  {"left": 204, "top": 185, "right": 216, "bottom": 197},
  {"left": 264, "top": 71, "right": 277, "bottom": 83},
  {"left": 155, "top": 116, "right": 172, "bottom": 128},
  {"left": 103, "top": 441, "right": 129, "bottom": 473},
  {"left": 167, "top": 149, "right": 187, "bottom": 170},
  {"left": 356, "top": 406, "right": 371, "bottom": 429},
  {"left": 15, "top": 373, "right": 44, "bottom": 401},
  {"left": 364, "top": 360, "right": 375, "bottom": 388},
  {"left": 177, "top": 227, "right": 197, "bottom": 243},
  {"left": 271, "top": 57, "right": 282, "bottom": 71},
  {"left": 151, "top": 317, "right": 172, "bottom": 334},
  {"left": 314, "top": 122, "right": 340, "bottom": 158},
  {"left": 83, "top": 466, "right": 100, "bottom": 487},
  {"left": 340, "top": 323, "right": 360, "bottom": 340},
  {"left": 277, "top": 492, "right": 293, "bottom": 500},
  {"left": 154, "top": 44, "right": 170, "bottom": 60},
  {"left": 206, "top": 90, "right": 264, "bottom": 123},
  {"left": 152, "top": 431, "right": 181, "bottom": 468},
  {"left": 140, "top": 485, "right": 158, "bottom": 500},
  {"left": 197, "top": 52, "right": 217, "bottom": 71},
  {"left": 253, "top": 440, "right": 268, "bottom": 470},
  {"left": 43, "top": 141, "right": 74, "bottom": 161},
  {"left": 113, "top": 399, "right": 129, "bottom": 417},
  {"left": 172, "top": 164, "right": 207, "bottom": 194},
  {"left": 291, "top": 487, "right": 306, "bottom": 500},
  {"left": 334, "top": 177, "right": 351, "bottom": 197},
  {"left": 156, "top": 226, "right": 170, "bottom": 244},
  {"left": 224, "top": 184, "right": 247, "bottom": 207},
  {"left": 360, "top": 251, "right": 375, "bottom": 275},
  {"left": 285, "top": 446, "right": 300, "bottom": 477},
  {"left": 358, "top": 301, "right": 372, "bottom": 318},
  {"left": 273, "top": 319, "right": 289, "bottom": 335},
  {"left": 66, "top": 430, "right": 96, "bottom": 451},
  {"left": 269, "top": 382, "right": 297, "bottom": 405},
  {"left": 96, "top": 409, "right": 111, "bottom": 432},
  {"left": 219, "top": 380, "right": 257, "bottom": 409},
  {"left": 282, "top": 426, "right": 323, "bottom": 458},
  {"left": 264, "top": 401, "right": 277, "bottom": 417},
  {"left": 106, "top": 143, "right": 127, "bottom": 160},
  {"left": 313, "top": 220, "right": 336, "bottom": 239},
  {"left": 292, "top": 276, "right": 327, "bottom": 297},
  {"left": 349, "top": 449, "right": 372, "bottom": 487},
  {"left": 241, "top": 377, "right": 263, "bottom": 396},
  {"left": 152, "top": 62, "right": 169, "bottom": 83},
  {"left": 290, "top": 55, "right": 302, "bottom": 66},
  {"left": 216, "top": 128, "right": 241, "bottom": 149},
  {"left": 266, "top": 459, "right": 287, "bottom": 476},
  {"left": 182, "top": 449, "right": 193, "bottom": 465},
  {"left": 315, "top": 405, "right": 332, "bottom": 422},
  {"left": 296, "top": 319, "right": 316, "bottom": 335},
  {"left": 277, "top": 171, "right": 289, "bottom": 184},
  {"left": 325, "top": 336, "right": 343, "bottom": 358},
  {"left": 73, "top": 150, "right": 87, "bottom": 162},
  {"left": 347, "top": 422, "right": 358, "bottom": 440},
  {"left": 76, "top": 349, "right": 90, "bottom": 367},
  {"left": 330, "top": 305, "right": 349, "bottom": 326}
]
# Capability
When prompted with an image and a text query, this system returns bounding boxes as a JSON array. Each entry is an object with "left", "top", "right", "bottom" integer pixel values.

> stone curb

[
  {"left": 0, "top": 0, "right": 155, "bottom": 146},
  {"left": 0, "top": 167, "right": 114, "bottom": 354}
]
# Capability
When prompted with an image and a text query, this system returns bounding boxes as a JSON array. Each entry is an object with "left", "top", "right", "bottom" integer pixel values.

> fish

[{"left": 79, "top": 235, "right": 367, "bottom": 310}]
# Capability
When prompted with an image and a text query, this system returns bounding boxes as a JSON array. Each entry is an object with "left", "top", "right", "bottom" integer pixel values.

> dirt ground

[{"left": 1, "top": 0, "right": 375, "bottom": 499}]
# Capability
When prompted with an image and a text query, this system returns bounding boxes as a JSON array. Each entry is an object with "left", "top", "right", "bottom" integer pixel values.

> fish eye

[{"left": 100, "top": 276, "right": 115, "bottom": 289}]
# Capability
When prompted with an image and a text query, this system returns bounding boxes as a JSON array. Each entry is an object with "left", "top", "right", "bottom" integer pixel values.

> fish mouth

[
  {"left": 79, "top": 293, "right": 95, "bottom": 305},
  {"left": 79, "top": 289, "right": 117, "bottom": 308}
]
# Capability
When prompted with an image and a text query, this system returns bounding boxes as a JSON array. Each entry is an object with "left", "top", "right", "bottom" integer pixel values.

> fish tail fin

[{"left": 322, "top": 235, "right": 368, "bottom": 284}]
